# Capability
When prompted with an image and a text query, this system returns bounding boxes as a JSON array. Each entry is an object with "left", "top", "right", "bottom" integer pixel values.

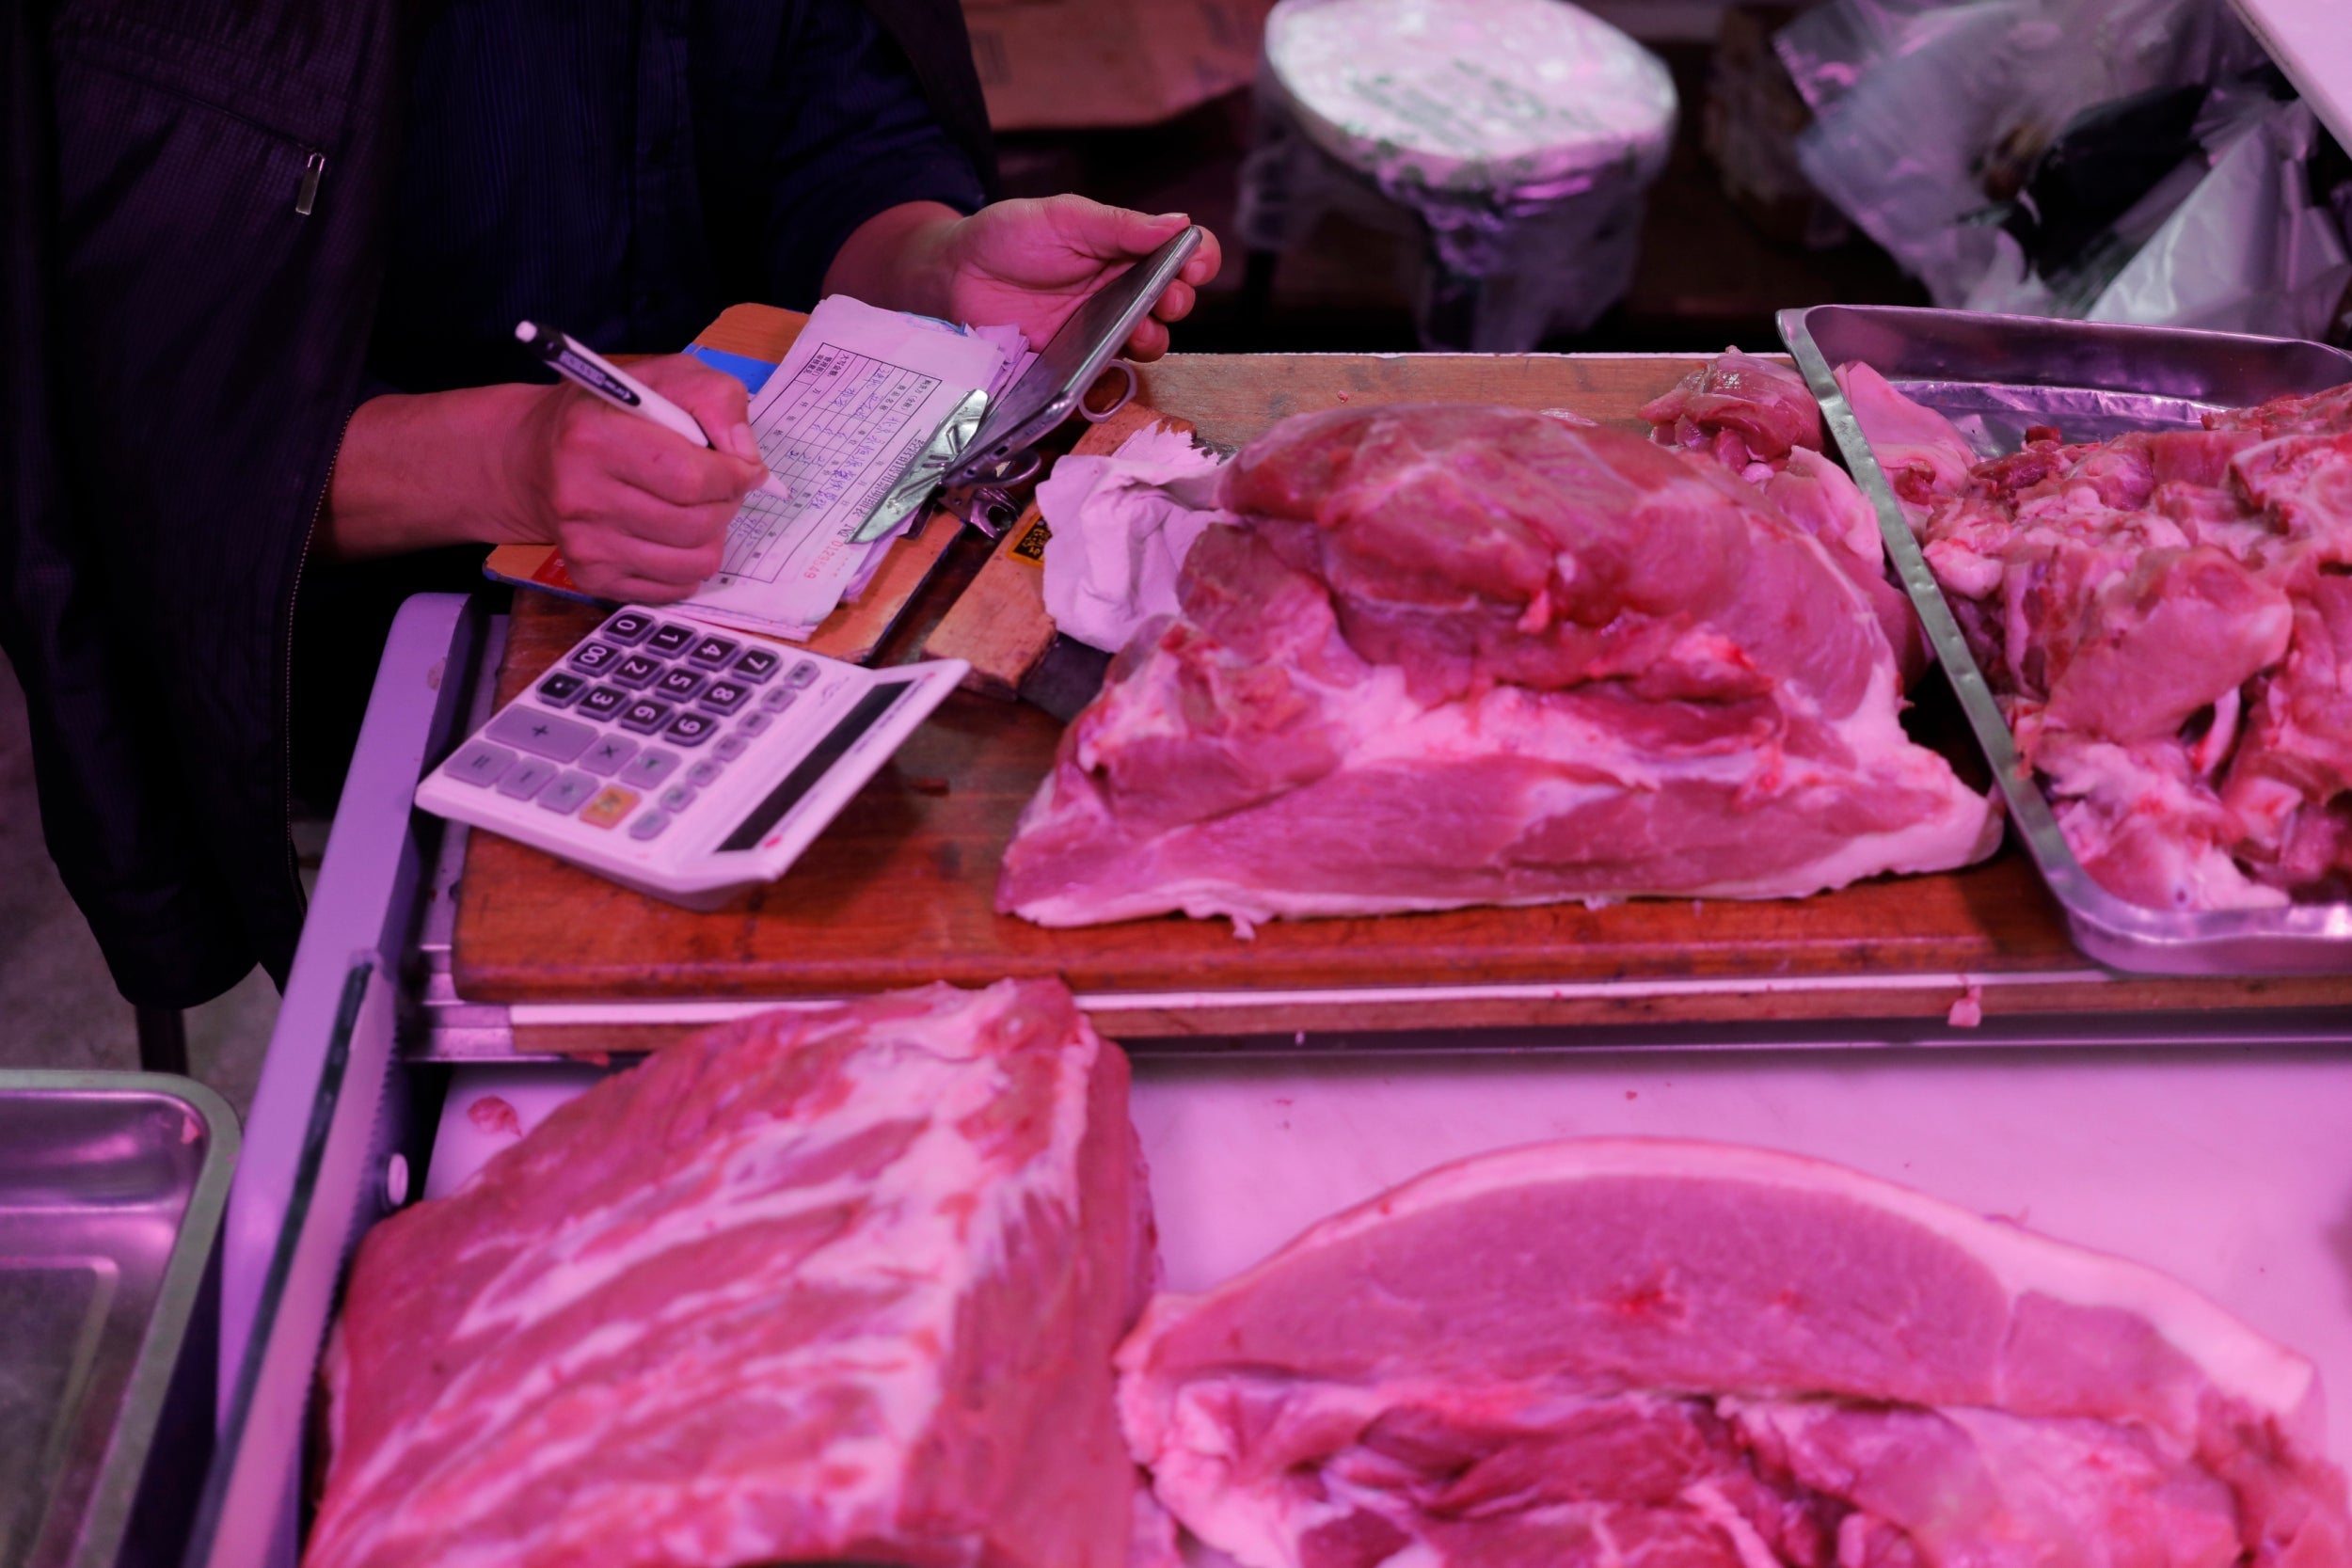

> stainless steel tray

[
  {"left": 1778, "top": 304, "right": 2352, "bottom": 975},
  {"left": 0, "top": 1074, "right": 238, "bottom": 1568}
]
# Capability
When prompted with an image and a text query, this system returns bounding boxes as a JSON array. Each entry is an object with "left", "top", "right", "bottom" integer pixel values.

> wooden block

[{"left": 921, "top": 400, "right": 1200, "bottom": 695}]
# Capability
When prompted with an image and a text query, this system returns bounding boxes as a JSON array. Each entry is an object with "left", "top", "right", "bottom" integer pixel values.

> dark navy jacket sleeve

[{"left": 698, "top": 0, "right": 988, "bottom": 312}]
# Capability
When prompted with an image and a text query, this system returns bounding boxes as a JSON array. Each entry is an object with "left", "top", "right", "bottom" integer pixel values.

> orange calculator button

[{"left": 580, "top": 786, "right": 639, "bottom": 830}]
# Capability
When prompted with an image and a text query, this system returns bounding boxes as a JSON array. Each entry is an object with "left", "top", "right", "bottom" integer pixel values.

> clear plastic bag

[{"left": 1776, "top": 0, "right": 2274, "bottom": 308}]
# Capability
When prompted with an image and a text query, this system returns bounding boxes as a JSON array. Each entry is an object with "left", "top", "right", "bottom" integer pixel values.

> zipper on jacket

[{"left": 295, "top": 151, "right": 326, "bottom": 216}]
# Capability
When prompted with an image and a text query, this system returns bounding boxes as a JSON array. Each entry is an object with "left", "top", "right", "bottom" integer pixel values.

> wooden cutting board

[{"left": 450, "top": 320, "right": 2352, "bottom": 1045}]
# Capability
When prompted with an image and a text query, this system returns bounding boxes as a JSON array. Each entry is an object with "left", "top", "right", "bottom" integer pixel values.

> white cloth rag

[{"left": 1036, "top": 423, "right": 1226, "bottom": 654}]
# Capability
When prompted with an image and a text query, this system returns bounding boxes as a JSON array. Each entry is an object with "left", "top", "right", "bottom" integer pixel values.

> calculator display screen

[{"left": 718, "top": 681, "right": 912, "bottom": 852}]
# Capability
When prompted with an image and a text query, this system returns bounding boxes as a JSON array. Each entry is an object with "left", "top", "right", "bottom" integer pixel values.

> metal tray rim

[
  {"left": 0, "top": 1070, "right": 241, "bottom": 1568},
  {"left": 1777, "top": 304, "right": 2352, "bottom": 976}
]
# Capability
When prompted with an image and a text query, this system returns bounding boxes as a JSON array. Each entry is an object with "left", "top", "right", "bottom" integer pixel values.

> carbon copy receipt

[{"left": 682, "top": 295, "right": 1010, "bottom": 641}]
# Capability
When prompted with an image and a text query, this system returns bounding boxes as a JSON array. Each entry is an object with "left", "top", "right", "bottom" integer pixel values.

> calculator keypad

[{"left": 464, "top": 610, "right": 814, "bottom": 841}]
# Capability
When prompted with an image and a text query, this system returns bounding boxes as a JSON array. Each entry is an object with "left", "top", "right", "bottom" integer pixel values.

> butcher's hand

[
  {"left": 825, "top": 196, "right": 1224, "bottom": 362},
  {"left": 321, "top": 355, "right": 770, "bottom": 603}
]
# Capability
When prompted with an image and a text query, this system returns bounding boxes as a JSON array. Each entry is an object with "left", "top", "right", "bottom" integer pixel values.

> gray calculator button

[
  {"left": 660, "top": 784, "right": 696, "bottom": 813},
  {"left": 569, "top": 641, "right": 622, "bottom": 675},
  {"left": 628, "top": 810, "right": 671, "bottom": 841},
  {"left": 732, "top": 647, "right": 781, "bottom": 683},
  {"left": 612, "top": 654, "right": 663, "bottom": 689},
  {"left": 687, "top": 759, "right": 724, "bottom": 787},
  {"left": 535, "top": 673, "right": 586, "bottom": 707},
  {"left": 538, "top": 770, "right": 596, "bottom": 813},
  {"left": 664, "top": 711, "right": 717, "bottom": 747},
  {"left": 656, "top": 667, "right": 707, "bottom": 702},
  {"left": 487, "top": 705, "right": 596, "bottom": 762},
  {"left": 785, "top": 660, "right": 819, "bottom": 689},
  {"left": 647, "top": 623, "right": 695, "bottom": 656},
  {"left": 447, "top": 740, "right": 516, "bottom": 785},
  {"left": 617, "top": 698, "right": 673, "bottom": 735},
  {"left": 687, "top": 635, "right": 740, "bottom": 671},
  {"left": 601, "top": 610, "right": 656, "bottom": 645},
  {"left": 714, "top": 734, "right": 749, "bottom": 761},
  {"left": 580, "top": 734, "right": 639, "bottom": 776},
  {"left": 497, "top": 756, "right": 558, "bottom": 800},
  {"left": 577, "top": 684, "right": 628, "bottom": 720},
  {"left": 760, "top": 687, "right": 797, "bottom": 712},
  {"left": 698, "top": 679, "right": 750, "bottom": 715},
  {"left": 620, "top": 748, "right": 680, "bottom": 788},
  {"left": 736, "top": 710, "right": 771, "bottom": 737}
]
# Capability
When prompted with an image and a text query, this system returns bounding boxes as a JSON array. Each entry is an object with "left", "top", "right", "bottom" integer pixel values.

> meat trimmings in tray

[{"left": 1784, "top": 304, "right": 2352, "bottom": 974}]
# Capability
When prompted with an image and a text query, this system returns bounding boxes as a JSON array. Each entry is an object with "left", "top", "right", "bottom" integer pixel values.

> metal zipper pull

[{"left": 295, "top": 150, "right": 326, "bottom": 216}]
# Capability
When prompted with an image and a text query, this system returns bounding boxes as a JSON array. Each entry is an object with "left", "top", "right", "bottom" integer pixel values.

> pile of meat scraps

[
  {"left": 999, "top": 390, "right": 1993, "bottom": 932},
  {"left": 1844, "top": 365, "right": 2352, "bottom": 911},
  {"left": 1120, "top": 1137, "right": 2351, "bottom": 1568},
  {"left": 304, "top": 979, "right": 1152, "bottom": 1568}
]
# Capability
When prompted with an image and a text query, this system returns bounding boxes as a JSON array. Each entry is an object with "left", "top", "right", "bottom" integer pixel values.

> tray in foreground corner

[
  {"left": 0, "top": 1073, "right": 239, "bottom": 1568},
  {"left": 1778, "top": 303, "right": 2352, "bottom": 976}
]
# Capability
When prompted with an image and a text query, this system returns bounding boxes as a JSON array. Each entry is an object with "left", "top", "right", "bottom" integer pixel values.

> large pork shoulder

[{"left": 998, "top": 404, "right": 1994, "bottom": 932}]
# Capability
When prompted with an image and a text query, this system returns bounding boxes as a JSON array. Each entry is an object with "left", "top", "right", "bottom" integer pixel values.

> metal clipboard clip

[
  {"left": 848, "top": 388, "right": 992, "bottom": 545},
  {"left": 847, "top": 361, "right": 1143, "bottom": 545},
  {"left": 943, "top": 361, "right": 1139, "bottom": 538}
]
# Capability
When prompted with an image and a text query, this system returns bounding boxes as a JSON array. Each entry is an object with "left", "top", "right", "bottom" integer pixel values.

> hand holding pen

[{"left": 517, "top": 324, "right": 793, "bottom": 503}]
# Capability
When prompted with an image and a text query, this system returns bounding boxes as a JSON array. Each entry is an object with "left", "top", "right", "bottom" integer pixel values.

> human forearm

[
  {"left": 318, "top": 386, "right": 546, "bottom": 562},
  {"left": 314, "top": 358, "right": 767, "bottom": 602},
  {"left": 819, "top": 200, "right": 965, "bottom": 319}
]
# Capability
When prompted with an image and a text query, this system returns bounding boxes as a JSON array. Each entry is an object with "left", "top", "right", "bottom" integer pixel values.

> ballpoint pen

[{"left": 516, "top": 321, "right": 794, "bottom": 503}]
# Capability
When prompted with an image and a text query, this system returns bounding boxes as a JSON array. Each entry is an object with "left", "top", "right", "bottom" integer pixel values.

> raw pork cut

[
  {"left": 999, "top": 404, "right": 1992, "bottom": 931},
  {"left": 1119, "top": 1138, "right": 2350, "bottom": 1568},
  {"left": 1643, "top": 353, "right": 1928, "bottom": 686},
  {"left": 1640, "top": 349, "right": 1824, "bottom": 477},
  {"left": 1846, "top": 367, "right": 2352, "bottom": 910},
  {"left": 306, "top": 979, "right": 1153, "bottom": 1568}
]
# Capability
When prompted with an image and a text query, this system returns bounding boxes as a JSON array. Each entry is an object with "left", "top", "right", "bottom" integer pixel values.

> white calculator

[{"left": 415, "top": 606, "right": 967, "bottom": 909}]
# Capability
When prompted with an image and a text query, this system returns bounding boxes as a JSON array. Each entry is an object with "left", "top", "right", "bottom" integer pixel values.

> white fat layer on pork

[
  {"left": 1130, "top": 1139, "right": 2319, "bottom": 1437},
  {"left": 1024, "top": 569, "right": 1993, "bottom": 927},
  {"left": 315, "top": 982, "right": 1102, "bottom": 1565}
]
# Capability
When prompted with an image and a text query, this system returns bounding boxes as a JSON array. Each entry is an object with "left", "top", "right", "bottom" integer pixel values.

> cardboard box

[{"left": 961, "top": 0, "right": 1277, "bottom": 130}]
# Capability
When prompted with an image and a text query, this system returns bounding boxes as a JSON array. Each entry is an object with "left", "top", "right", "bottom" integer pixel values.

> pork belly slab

[
  {"left": 306, "top": 980, "right": 1152, "bottom": 1568},
  {"left": 998, "top": 404, "right": 1993, "bottom": 931},
  {"left": 1119, "top": 1139, "right": 2349, "bottom": 1568}
]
